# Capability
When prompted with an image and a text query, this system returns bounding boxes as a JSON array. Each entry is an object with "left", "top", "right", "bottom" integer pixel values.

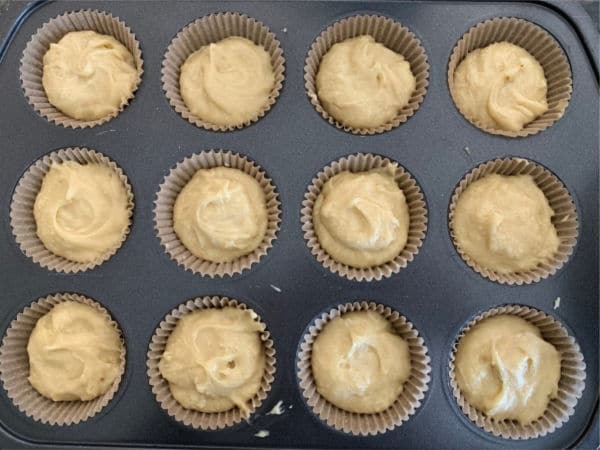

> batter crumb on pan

[
  {"left": 254, "top": 430, "right": 270, "bottom": 438},
  {"left": 267, "top": 400, "right": 285, "bottom": 415}
]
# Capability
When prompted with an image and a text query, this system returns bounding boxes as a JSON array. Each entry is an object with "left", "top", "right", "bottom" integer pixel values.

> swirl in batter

[
  {"left": 159, "top": 308, "right": 265, "bottom": 414},
  {"left": 455, "top": 315, "right": 561, "bottom": 424},
  {"left": 453, "top": 42, "right": 548, "bottom": 132},
  {"left": 43, "top": 31, "right": 137, "bottom": 121},
  {"left": 312, "top": 311, "right": 411, "bottom": 413},
  {"left": 173, "top": 167, "right": 268, "bottom": 263},
  {"left": 27, "top": 301, "right": 122, "bottom": 401},
  {"left": 313, "top": 167, "right": 409, "bottom": 268},
  {"left": 316, "top": 35, "right": 416, "bottom": 129},
  {"left": 179, "top": 37, "right": 275, "bottom": 126},
  {"left": 34, "top": 161, "right": 130, "bottom": 263}
]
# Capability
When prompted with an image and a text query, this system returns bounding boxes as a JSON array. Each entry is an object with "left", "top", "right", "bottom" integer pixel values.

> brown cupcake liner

[
  {"left": 301, "top": 153, "right": 427, "bottom": 282},
  {"left": 304, "top": 14, "right": 429, "bottom": 135},
  {"left": 449, "top": 304, "right": 586, "bottom": 439},
  {"left": 448, "top": 17, "right": 572, "bottom": 137},
  {"left": 162, "top": 12, "right": 285, "bottom": 131},
  {"left": 448, "top": 157, "right": 578, "bottom": 285},
  {"left": 10, "top": 147, "right": 135, "bottom": 273},
  {"left": 154, "top": 150, "right": 281, "bottom": 277},
  {"left": 297, "top": 301, "right": 431, "bottom": 436},
  {"left": 20, "top": 9, "right": 144, "bottom": 129},
  {"left": 146, "top": 296, "right": 276, "bottom": 430},
  {"left": 0, "top": 293, "right": 126, "bottom": 426}
]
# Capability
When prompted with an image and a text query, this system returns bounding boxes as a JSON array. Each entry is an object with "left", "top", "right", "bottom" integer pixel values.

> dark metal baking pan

[{"left": 0, "top": 0, "right": 597, "bottom": 448}]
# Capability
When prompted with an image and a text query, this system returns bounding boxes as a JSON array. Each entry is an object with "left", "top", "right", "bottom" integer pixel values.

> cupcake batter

[
  {"left": 453, "top": 42, "right": 548, "bottom": 132},
  {"left": 27, "top": 301, "right": 122, "bottom": 401},
  {"left": 34, "top": 161, "right": 130, "bottom": 263},
  {"left": 158, "top": 307, "right": 265, "bottom": 414},
  {"left": 311, "top": 311, "right": 411, "bottom": 413},
  {"left": 316, "top": 35, "right": 416, "bottom": 129},
  {"left": 179, "top": 37, "right": 275, "bottom": 126},
  {"left": 173, "top": 167, "right": 268, "bottom": 263},
  {"left": 452, "top": 174, "right": 559, "bottom": 273},
  {"left": 455, "top": 315, "right": 561, "bottom": 424},
  {"left": 43, "top": 31, "right": 137, "bottom": 121},
  {"left": 313, "top": 167, "right": 409, "bottom": 268}
]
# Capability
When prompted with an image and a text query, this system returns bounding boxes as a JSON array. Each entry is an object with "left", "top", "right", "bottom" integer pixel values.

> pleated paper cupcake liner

[
  {"left": 146, "top": 296, "right": 276, "bottom": 430},
  {"left": 304, "top": 14, "right": 429, "bottom": 135},
  {"left": 448, "top": 17, "right": 572, "bottom": 137},
  {"left": 20, "top": 9, "right": 143, "bottom": 128},
  {"left": 297, "top": 301, "right": 431, "bottom": 436},
  {"left": 0, "top": 293, "right": 126, "bottom": 426},
  {"left": 10, "top": 147, "right": 135, "bottom": 273},
  {"left": 448, "top": 157, "right": 578, "bottom": 285},
  {"left": 154, "top": 150, "right": 280, "bottom": 277},
  {"left": 449, "top": 304, "right": 586, "bottom": 439},
  {"left": 301, "top": 153, "right": 427, "bottom": 281},
  {"left": 162, "top": 12, "right": 285, "bottom": 131}
]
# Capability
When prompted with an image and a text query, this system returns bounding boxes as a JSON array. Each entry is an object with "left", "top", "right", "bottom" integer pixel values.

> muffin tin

[{"left": 0, "top": 0, "right": 597, "bottom": 449}]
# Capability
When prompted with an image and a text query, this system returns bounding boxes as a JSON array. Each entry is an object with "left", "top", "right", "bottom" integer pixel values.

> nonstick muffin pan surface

[{"left": 0, "top": 0, "right": 597, "bottom": 448}]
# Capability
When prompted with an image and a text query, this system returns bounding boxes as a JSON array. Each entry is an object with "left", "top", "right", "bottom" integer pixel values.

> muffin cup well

[
  {"left": 146, "top": 296, "right": 276, "bottom": 430},
  {"left": 304, "top": 14, "right": 429, "bottom": 135},
  {"left": 448, "top": 157, "right": 578, "bottom": 285},
  {"left": 0, "top": 293, "right": 126, "bottom": 426},
  {"left": 301, "top": 153, "right": 427, "bottom": 282},
  {"left": 10, "top": 147, "right": 135, "bottom": 273},
  {"left": 162, "top": 12, "right": 285, "bottom": 131},
  {"left": 297, "top": 301, "right": 431, "bottom": 436},
  {"left": 20, "top": 9, "right": 143, "bottom": 129},
  {"left": 154, "top": 150, "right": 281, "bottom": 277},
  {"left": 449, "top": 304, "right": 586, "bottom": 439},
  {"left": 448, "top": 17, "right": 572, "bottom": 137}
]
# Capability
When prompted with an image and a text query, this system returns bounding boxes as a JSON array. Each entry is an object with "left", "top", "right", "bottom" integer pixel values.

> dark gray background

[
  {"left": 579, "top": 0, "right": 598, "bottom": 29},
  {"left": 0, "top": 1, "right": 598, "bottom": 449}
]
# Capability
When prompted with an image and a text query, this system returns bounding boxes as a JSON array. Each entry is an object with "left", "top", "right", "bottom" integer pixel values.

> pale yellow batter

[
  {"left": 452, "top": 174, "right": 559, "bottom": 273},
  {"left": 455, "top": 315, "right": 561, "bottom": 424},
  {"left": 180, "top": 37, "right": 275, "bottom": 126},
  {"left": 453, "top": 42, "right": 548, "bottom": 132},
  {"left": 158, "top": 307, "right": 265, "bottom": 414},
  {"left": 313, "top": 168, "right": 409, "bottom": 268},
  {"left": 43, "top": 31, "right": 137, "bottom": 121},
  {"left": 173, "top": 167, "right": 268, "bottom": 263},
  {"left": 27, "top": 301, "right": 122, "bottom": 401},
  {"left": 34, "top": 161, "right": 130, "bottom": 263},
  {"left": 316, "top": 35, "right": 416, "bottom": 129},
  {"left": 312, "top": 311, "right": 411, "bottom": 413}
]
